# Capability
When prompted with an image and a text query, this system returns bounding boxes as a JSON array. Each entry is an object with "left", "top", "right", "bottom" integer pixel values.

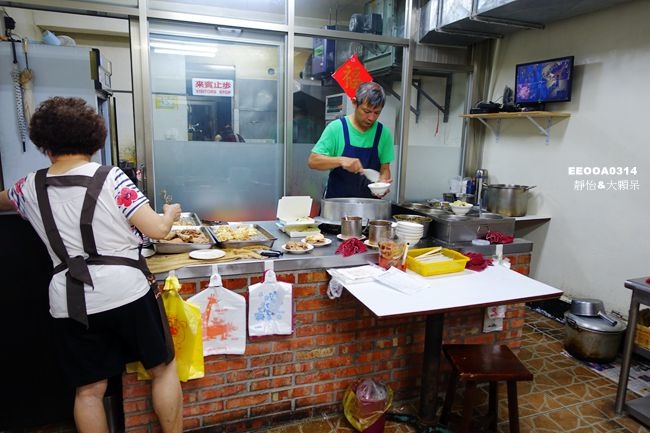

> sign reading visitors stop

[{"left": 331, "top": 55, "right": 373, "bottom": 99}]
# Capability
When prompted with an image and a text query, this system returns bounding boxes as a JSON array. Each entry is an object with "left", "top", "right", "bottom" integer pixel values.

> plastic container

[
  {"left": 406, "top": 247, "right": 469, "bottom": 276},
  {"left": 363, "top": 414, "right": 385, "bottom": 433}
]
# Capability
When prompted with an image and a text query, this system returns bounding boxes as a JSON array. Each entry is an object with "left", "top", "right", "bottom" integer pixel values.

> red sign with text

[
  {"left": 192, "top": 78, "right": 234, "bottom": 97},
  {"left": 331, "top": 55, "right": 373, "bottom": 99}
]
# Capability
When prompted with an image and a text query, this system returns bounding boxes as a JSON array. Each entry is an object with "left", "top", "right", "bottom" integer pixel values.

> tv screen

[{"left": 514, "top": 56, "right": 574, "bottom": 106}]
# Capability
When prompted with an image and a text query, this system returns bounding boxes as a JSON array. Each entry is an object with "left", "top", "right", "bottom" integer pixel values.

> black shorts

[{"left": 54, "top": 288, "right": 174, "bottom": 388}]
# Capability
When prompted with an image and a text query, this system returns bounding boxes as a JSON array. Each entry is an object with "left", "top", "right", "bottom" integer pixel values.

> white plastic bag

[
  {"left": 187, "top": 270, "right": 246, "bottom": 355},
  {"left": 248, "top": 269, "right": 293, "bottom": 336}
]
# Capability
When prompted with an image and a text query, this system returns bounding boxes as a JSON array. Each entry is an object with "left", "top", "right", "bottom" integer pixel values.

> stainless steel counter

[{"left": 153, "top": 220, "right": 533, "bottom": 279}]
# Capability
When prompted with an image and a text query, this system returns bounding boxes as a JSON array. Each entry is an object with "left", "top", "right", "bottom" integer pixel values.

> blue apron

[{"left": 325, "top": 117, "right": 383, "bottom": 199}]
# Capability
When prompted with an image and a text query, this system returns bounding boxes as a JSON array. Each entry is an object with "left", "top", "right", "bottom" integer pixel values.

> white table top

[{"left": 344, "top": 265, "right": 563, "bottom": 318}]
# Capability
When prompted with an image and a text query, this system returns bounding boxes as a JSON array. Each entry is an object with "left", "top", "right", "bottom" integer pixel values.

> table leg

[
  {"left": 615, "top": 294, "right": 640, "bottom": 413},
  {"left": 419, "top": 313, "right": 444, "bottom": 423}
]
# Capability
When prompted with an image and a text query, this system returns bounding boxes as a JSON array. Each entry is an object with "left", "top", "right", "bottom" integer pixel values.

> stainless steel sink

[{"left": 393, "top": 202, "right": 515, "bottom": 243}]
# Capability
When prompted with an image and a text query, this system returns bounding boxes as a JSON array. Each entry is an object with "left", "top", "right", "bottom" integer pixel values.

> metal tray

[
  {"left": 157, "top": 212, "right": 202, "bottom": 227},
  {"left": 153, "top": 226, "right": 216, "bottom": 254},
  {"left": 210, "top": 223, "right": 276, "bottom": 248}
]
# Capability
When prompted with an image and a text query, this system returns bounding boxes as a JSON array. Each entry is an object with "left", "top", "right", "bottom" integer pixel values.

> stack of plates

[{"left": 395, "top": 221, "right": 424, "bottom": 245}]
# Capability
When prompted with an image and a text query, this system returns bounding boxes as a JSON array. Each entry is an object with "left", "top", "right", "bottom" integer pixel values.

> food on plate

[
  {"left": 212, "top": 225, "right": 260, "bottom": 241},
  {"left": 161, "top": 228, "right": 210, "bottom": 244},
  {"left": 284, "top": 241, "right": 311, "bottom": 251},
  {"left": 451, "top": 200, "right": 472, "bottom": 207},
  {"left": 173, "top": 217, "right": 196, "bottom": 226},
  {"left": 304, "top": 233, "right": 327, "bottom": 245}
]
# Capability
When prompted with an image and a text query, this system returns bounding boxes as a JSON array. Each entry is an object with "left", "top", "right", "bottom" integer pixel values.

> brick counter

[{"left": 123, "top": 255, "right": 531, "bottom": 432}]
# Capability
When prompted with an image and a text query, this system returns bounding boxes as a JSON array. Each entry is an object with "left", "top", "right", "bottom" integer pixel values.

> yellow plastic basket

[
  {"left": 406, "top": 247, "right": 469, "bottom": 277},
  {"left": 635, "top": 309, "right": 650, "bottom": 349}
]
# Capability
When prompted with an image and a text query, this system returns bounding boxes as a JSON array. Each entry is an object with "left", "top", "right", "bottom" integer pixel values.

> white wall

[{"left": 481, "top": 0, "right": 650, "bottom": 316}]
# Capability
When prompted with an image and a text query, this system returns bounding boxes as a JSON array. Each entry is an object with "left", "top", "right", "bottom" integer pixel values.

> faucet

[{"left": 475, "top": 169, "right": 487, "bottom": 217}]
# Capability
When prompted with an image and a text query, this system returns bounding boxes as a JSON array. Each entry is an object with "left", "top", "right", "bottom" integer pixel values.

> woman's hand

[{"left": 163, "top": 203, "right": 182, "bottom": 222}]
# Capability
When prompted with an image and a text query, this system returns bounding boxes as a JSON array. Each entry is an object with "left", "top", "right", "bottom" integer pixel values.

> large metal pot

[
  {"left": 485, "top": 184, "right": 536, "bottom": 217},
  {"left": 564, "top": 311, "right": 626, "bottom": 363},
  {"left": 319, "top": 198, "right": 391, "bottom": 225}
]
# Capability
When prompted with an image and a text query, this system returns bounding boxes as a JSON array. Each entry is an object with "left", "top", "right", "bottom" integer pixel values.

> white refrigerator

[{"left": 0, "top": 42, "right": 112, "bottom": 190}]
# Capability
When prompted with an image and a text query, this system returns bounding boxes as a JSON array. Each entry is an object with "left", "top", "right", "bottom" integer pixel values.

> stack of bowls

[{"left": 395, "top": 221, "right": 424, "bottom": 245}]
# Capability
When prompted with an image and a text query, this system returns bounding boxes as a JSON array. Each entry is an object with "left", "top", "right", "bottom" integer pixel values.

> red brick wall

[{"left": 123, "top": 253, "right": 530, "bottom": 432}]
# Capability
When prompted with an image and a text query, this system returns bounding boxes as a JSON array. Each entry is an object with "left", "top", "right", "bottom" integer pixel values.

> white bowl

[
  {"left": 450, "top": 205, "right": 472, "bottom": 216},
  {"left": 395, "top": 221, "right": 423, "bottom": 229},
  {"left": 395, "top": 226, "right": 424, "bottom": 235},
  {"left": 396, "top": 225, "right": 424, "bottom": 233},
  {"left": 368, "top": 182, "right": 390, "bottom": 196},
  {"left": 400, "top": 237, "right": 422, "bottom": 246}
]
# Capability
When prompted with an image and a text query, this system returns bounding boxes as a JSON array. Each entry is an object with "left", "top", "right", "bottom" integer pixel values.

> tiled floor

[{"left": 267, "top": 309, "right": 650, "bottom": 433}]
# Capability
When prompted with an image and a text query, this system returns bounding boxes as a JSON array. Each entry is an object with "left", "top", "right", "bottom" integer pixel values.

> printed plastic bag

[
  {"left": 343, "top": 378, "right": 393, "bottom": 431},
  {"left": 127, "top": 271, "right": 204, "bottom": 381},
  {"left": 187, "top": 270, "right": 246, "bottom": 355},
  {"left": 248, "top": 269, "right": 293, "bottom": 336}
]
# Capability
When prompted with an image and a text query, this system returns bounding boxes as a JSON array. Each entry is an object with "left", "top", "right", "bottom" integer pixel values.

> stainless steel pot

[
  {"left": 319, "top": 198, "right": 391, "bottom": 225},
  {"left": 570, "top": 298, "right": 619, "bottom": 326},
  {"left": 564, "top": 311, "right": 626, "bottom": 363},
  {"left": 485, "top": 184, "right": 536, "bottom": 217},
  {"left": 570, "top": 298, "right": 605, "bottom": 316}
]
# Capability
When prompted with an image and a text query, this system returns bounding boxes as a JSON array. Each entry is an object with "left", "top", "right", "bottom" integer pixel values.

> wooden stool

[{"left": 439, "top": 344, "right": 533, "bottom": 433}]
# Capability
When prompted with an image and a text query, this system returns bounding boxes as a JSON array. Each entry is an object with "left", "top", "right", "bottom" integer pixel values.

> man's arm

[
  {"left": 378, "top": 163, "right": 392, "bottom": 183},
  {"left": 308, "top": 152, "right": 364, "bottom": 174}
]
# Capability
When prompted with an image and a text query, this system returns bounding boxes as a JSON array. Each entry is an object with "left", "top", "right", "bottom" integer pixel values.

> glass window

[
  {"left": 149, "top": 0, "right": 286, "bottom": 25},
  {"left": 295, "top": 0, "right": 406, "bottom": 38},
  {"left": 149, "top": 24, "right": 285, "bottom": 220},
  {"left": 80, "top": 0, "right": 138, "bottom": 6}
]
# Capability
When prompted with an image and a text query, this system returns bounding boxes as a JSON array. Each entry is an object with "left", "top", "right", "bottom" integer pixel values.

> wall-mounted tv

[{"left": 514, "top": 56, "right": 574, "bottom": 109}]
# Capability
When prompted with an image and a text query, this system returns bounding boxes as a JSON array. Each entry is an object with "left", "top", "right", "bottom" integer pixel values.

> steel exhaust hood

[{"left": 419, "top": 0, "right": 637, "bottom": 47}]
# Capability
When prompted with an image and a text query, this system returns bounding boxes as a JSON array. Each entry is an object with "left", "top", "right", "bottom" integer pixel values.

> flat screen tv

[{"left": 514, "top": 56, "right": 574, "bottom": 109}]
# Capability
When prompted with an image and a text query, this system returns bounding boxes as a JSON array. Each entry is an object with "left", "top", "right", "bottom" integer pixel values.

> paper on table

[
  {"left": 374, "top": 267, "right": 430, "bottom": 295},
  {"left": 328, "top": 265, "right": 385, "bottom": 284}
]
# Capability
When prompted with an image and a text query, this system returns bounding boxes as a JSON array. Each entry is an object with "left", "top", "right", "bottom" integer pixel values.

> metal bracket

[
  {"left": 524, "top": 116, "right": 553, "bottom": 144},
  {"left": 379, "top": 76, "right": 451, "bottom": 124}
]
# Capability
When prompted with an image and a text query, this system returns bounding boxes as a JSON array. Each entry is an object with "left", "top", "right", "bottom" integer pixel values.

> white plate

[
  {"left": 281, "top": 243, "right": 314, "bottom": 254},
  {"left": 189, "top": 249, "right": 226, "bottom": 260},
  {"left": 363, "top": 240, "right": 379, "bottom": 249},
  {"left": 337, "top": 234, "right": 366, "bottom": 241},
  {"left": 301, "top": 237, "right": 332, "bottom": 247}
]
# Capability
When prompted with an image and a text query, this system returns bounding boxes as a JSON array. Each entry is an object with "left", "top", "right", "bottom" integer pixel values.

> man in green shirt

[{"left": 308, "top": 82, "right": 394, "bottom": 198}]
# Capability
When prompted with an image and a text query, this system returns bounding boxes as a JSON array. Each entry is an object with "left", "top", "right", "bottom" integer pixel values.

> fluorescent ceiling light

[
  {"left": 205, "top": 65, "right": 236, "bottom": 71},
  {"left": 153, "top": 48, "right": 216, "bottom": 57},
  {"left": 150, "top": 40, "right": 218, "bottom": 53}
]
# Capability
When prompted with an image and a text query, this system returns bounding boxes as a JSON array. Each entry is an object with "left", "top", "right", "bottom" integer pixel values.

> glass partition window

[
  {"left": 149, "top": 0, "right": 286, "bottom": 24},
  {"left": 404, "top": 72, "right": 469, "bottom": 202},
  {"left": 295, "top": 0, "right": 406, "bottom": 38},
  {"left": 289, "top": 35, "right": 404, "bottom": 209},
  {"left": 149, "top": 26, "right": 285, "bottom": 221}
]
